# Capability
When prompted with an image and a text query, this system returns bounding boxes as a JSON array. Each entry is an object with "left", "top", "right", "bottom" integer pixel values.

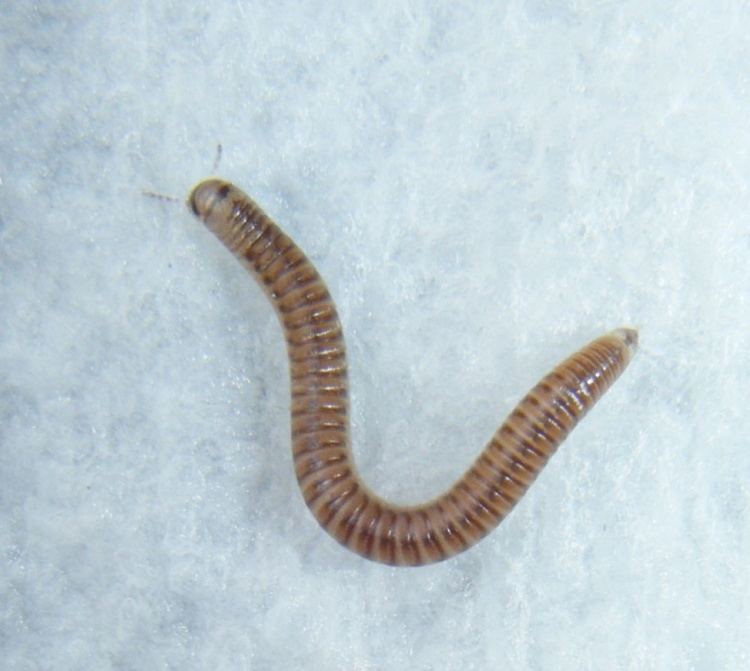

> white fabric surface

[{"left": 1, "top": 2, "right": 748, "bottom": 668}]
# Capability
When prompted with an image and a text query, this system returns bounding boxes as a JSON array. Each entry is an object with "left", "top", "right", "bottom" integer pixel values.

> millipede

[{"left": 185, "top": 178, "right": 637, "bottom": 566}]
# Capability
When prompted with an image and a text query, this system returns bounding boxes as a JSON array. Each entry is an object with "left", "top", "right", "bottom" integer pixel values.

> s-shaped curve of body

[{"left": 187, "top": 178, "right": 637, "bottom": 567}]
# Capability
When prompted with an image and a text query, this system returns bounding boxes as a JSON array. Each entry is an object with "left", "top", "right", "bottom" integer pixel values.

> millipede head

[{"left": 187, "top": 178, "right": 232, "bottom": 221}]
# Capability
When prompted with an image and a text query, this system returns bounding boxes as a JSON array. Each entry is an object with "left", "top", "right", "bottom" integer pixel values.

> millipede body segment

[{"left": 187, "top": 178, "right": 637, "bottom": 566}]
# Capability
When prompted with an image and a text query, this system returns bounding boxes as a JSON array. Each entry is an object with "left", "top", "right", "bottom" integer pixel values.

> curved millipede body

[{"left": 187, "top": 178, "right": 637, "bottom": 566}]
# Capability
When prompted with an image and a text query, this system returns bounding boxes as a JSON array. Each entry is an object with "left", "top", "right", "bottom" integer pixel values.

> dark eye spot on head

[{"left": 217, "top": 184, "right": 231, "bottom": 200}]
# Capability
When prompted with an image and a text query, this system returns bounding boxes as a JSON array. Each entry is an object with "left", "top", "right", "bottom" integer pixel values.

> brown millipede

[{"left": 186, "top": 178, "right": 637, "bottom": 566}]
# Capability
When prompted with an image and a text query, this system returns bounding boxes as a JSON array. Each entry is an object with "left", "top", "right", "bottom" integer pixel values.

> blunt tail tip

[{"left": 612, "top": 327, "right": 639, "bottom": 354}]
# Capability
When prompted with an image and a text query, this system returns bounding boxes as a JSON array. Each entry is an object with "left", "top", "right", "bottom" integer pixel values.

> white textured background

[{"left": 1, "top": 2, "right": 749, "bottom": 669}]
